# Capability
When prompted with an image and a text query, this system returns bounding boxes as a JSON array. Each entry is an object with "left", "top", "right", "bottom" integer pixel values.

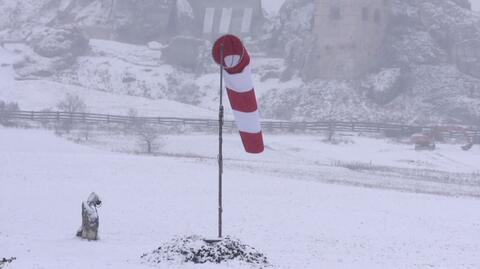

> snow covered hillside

[
  {"left": 2, "top": 127, "right": 480, "bottom": 268},
  {"left": 0, "top": 38, "right": 301, "bottom": 120},
  {"left": 1, "top": 0, "right": 479, "bottom": 125},
  {"left": 0, "top": 44, "right": 217, "bottom": 118}
]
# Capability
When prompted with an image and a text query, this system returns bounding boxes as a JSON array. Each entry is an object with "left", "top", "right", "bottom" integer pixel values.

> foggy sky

[{"left": 472, "top": 0, "right": 480, "bottom": 11}]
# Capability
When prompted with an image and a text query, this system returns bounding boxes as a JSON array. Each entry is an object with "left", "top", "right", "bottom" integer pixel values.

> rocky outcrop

[
  {"left": 50, "top": 0, "right": 196, "bottom": 43},
  {"left": 272, "top": 0, "right": 480, "bottom": 79},
  {"left": 27, "top": 25, "right": 89, "bottom": 58},
  {"left": 111, "top": 0, "right": 175, "bottom": 43},
  {"left": 260, "top": 0, "right": 480, "bottom": 124},
  {"left": 267, "top": 0, "right": 315, "bottom": 80},
  {"left": 455, "top": 39, "right": 480, "bottom": 78},
  {"left": 361, "top": 68, "right": 408, "bottom": 105},
  {"left": 385, "top": 0, "right": 480, "bottom": 69},
  {"left": 261, "top": 63, "right": 480, "bottom": 125},
  {"left": 11, "top": 25, "right": 89, "bottom": 79},
  {"left": 0, "top": 0, "right": 177, "bottom": 43},
  {"left": 162, "top": 36, "right": 209, "bottom": 73}
]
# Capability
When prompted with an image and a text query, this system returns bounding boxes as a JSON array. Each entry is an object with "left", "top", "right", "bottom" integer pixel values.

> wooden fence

[{"left": 3, "top": 110, "right": 480, "bottom": 138}]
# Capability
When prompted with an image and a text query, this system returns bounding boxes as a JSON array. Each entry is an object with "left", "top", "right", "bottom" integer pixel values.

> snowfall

[
  {"left": 1, "top": 121, "right": 480, "bottom": 269},
  {"left": 2, "top": 6, "right": 480, "bottom": 267}
]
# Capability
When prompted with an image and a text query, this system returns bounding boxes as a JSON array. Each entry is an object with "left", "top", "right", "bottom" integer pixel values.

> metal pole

[{"left": 218, "top": 43, "right": 224, "bottom": 239}]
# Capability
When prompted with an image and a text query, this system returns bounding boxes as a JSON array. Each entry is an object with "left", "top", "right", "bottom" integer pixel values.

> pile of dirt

[
  {"left": 0, "top": 257, "right": 16, "bottom": 268},
  {"left": 141, "top": 235, "right": 269, "bottom": 267}
]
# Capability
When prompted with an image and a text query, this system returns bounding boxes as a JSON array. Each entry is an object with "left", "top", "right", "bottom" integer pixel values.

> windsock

[{"left": 212, "top": 35, "right": 264, "bottom": 154}]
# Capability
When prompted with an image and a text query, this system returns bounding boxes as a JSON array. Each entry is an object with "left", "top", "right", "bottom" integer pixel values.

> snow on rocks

[
  {"left": 362, "top": 68, "right": 404, "bottom": 105},
  {"left": 0, "top": 257, "right": 16, "bottom": 269},
  {"left": 141, "top": 235, "right": 269, "bottom": 267},
  {"left": 177, "top": 0, "right": 194, "bottom": 19},
  {"left": 27, "top": 25, "right": 89, "bottom": 58}
]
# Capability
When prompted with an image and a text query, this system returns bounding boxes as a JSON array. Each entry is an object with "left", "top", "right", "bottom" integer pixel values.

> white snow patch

[
  {"left": 368, "top": 68, "right": 401, "bottom": 93},
  {"left": 177, "top": 0, "right": 194, "bottom": 18}
]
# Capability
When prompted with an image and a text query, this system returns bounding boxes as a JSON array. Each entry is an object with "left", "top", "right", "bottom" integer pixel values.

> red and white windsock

[{"left": 212, "top": 34, "right": 264, "bottom": 154}]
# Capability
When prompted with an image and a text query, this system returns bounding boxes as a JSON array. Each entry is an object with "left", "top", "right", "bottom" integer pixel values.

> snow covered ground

[{"left": 2, "top": 127, "right": 480, "bottom": 269}]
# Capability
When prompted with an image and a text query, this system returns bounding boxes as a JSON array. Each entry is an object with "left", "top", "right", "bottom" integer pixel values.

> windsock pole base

[{"left": 203, "top": 237, "right": 224, "bottom": 244}]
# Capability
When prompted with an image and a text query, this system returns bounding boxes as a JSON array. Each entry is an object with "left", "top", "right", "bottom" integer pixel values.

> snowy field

[{"left": 2, "top": 127, "right": 480, "bottom": 269}]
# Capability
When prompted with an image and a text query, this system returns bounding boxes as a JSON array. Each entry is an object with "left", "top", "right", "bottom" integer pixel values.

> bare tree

[
  {"left": 323, "top": 104, "right": 337, "bottom": 143},
  {"left": 57, "top": 93, "right": 87, "bottom": 113},
  {"left": 136, "top": 123, "right": 161, "bottom": 155},
  {"left": 56, "top": 94, "right": 87, "bottom": 133},
  {"left": 124, "top": 108, "right": 140, "bottom": 134},
  {"left": 124, "top": 108, "right": 162, "bottom": 154},
  {"left": 0, "top": 100, "right": 20, "bottom": 126}
]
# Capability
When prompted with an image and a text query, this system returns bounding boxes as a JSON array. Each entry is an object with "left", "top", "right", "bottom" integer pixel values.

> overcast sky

[{"left": 472, "top": 0, "right": 480, "bottom": 11}]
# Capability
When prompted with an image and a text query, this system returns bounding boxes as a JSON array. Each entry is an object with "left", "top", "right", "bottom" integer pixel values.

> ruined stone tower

[{"left": 306, "top": 0, "right": 389, "bottom": 80}]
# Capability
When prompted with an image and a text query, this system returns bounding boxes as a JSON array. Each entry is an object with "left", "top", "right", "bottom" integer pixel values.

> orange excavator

[{"left": 410, "top": 126, "right": 475, "bottom": 151}]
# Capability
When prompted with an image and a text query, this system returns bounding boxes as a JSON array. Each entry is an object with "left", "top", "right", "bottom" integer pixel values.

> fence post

[
  {"left": 56, "top": 111, "right": 60, "bottom": 122},
  {"left": 30, "top": 111, "right": 34, "bottom": 121},
  {"left": 82, "top": 113, "right": 86, "bottom": 123},
  {"left": 328, "top": 122, "right": 334, "bottom": 141},
  {"left": 107, "top": 115, "right": 110, "bottom": 124},
  {"left": 289, "top": 122, "right": 296, "bottom": 133}
]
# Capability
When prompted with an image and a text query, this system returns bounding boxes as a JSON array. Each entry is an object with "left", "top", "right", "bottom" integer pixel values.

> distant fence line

[{"left": 4, "top": 110, "right": 480, "bottom": 138}]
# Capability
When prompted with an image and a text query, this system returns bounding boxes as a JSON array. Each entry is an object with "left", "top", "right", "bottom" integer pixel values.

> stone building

[{"left": 306, "top": 0, "right": 390, "bottom": 80}]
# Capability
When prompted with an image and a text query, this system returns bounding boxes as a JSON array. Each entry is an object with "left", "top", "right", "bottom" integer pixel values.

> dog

[{"left": 76, "top": 192, "right": 102, "bottom": 240}]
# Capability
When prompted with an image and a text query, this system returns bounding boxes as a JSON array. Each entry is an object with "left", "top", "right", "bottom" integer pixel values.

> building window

[
  {"left": 362, "top": 7, "right": 369, "bottom": 21},
  {"left": 329, "top": 6, "right": 341, "bottom": 20},
  {"left": 374, "top": 9, "right": 381, "bottom": 23}
]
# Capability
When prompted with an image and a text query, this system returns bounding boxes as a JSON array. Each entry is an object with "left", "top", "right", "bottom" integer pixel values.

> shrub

[{"left": 0, "top": 100, "right": 20, "bottom": 126}]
